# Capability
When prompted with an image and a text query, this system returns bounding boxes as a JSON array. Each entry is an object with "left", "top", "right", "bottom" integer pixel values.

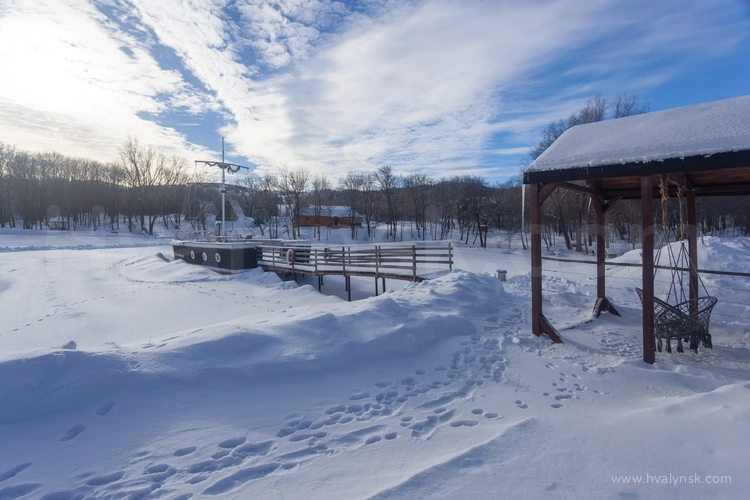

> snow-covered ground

[{"left": 1, "top": 228, "right": 749, "bottom": 499}]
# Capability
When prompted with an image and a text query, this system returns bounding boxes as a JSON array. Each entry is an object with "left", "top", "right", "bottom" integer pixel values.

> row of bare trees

[
  {"left": 2, "top": 102, "right": 749, "bottom": 247},
  {"left": 231, "top": 164, "right": 522, "bottom": 247},
  {"left": 0, "top": 138, "right": 189, "bottom": 234}
]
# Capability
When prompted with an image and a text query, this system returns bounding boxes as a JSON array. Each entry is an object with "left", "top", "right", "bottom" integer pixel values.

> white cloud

[
  {"left": 0, "top": 0, "right": 747, "bottom": 180},
  {"left": 0, "top": 0, "right": 215, "bottom": 161}
]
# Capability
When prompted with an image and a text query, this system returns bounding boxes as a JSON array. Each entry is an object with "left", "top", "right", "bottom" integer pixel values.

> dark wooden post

[
  {"left": 412, "top": 244, "right": 417, "bottom": 282},
  {"left": 531, "top": 184, "right": 542, "bottom": 336},
  {"left": 596, "top": 204, "right": 606, "bottom": 300},
  {"left": 687, "top": 190, "right": 699, "bottom": 303},
  {"left": 641, "top": 176, "right": 656, "bottom": 364},
  {"left": 590, "top": 197, "right": 621, "bottom": 318},
  {"left": 375, "top": 246, "right": 379, "bottom": 296}
]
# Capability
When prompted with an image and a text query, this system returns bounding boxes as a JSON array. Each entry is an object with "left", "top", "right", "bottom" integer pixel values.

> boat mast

[
  {"left": 221, "top": 137, "right": 226, "bottom": 234},
  {"left": 195, "top": 138, "right": 249, "bottom": 241}
]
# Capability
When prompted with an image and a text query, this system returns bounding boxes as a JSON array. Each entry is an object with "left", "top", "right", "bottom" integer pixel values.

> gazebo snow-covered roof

[{"left": 523, "top": 94, "right": 750, "bottom": 363}]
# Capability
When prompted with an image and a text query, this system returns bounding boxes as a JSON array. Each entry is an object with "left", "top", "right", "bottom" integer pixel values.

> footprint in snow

[
  {"left": 85, "top": 471, "right": 124, "bottom": 486},
  {"left": 60, "top": 424, "right": 85, "bottom": 441},
  {"left": 0, "top": 484, "right": 41, "bottom": 498},
  {"left": 365, "top": 435, "right": 382, "bottom": 445},
  {"left": 450, "top": 419, "right": 479, "bottom": 428},
  {"left": 515, "top": 400, "right": 528, "bottom": 409},
  {"left": 217, "top": 437, "right": 246, "bottom": 449},
  {"left": 0, "top": 462, "right": 31, "bottom": 483},
  {"left": 96, "top": 401, "right": 116, "bottom": 416},
  {"left": 173, "top": 446, "right": 197, "bottom": 457}
]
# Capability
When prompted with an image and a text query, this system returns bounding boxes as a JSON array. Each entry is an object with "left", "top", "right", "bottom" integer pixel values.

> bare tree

[
  {"left": 310, "top": 173, "right": 331, "bottom": 240},
  {"left": 119, "top": 136, "right": 187, "bottom": 235},
  {"left": 0, "top": 143, "right": 17, "bottom": 227},
  {"left": 374, "top": 166, "right": 401, "bottom": 241},
  {"left": 276, "top": 166, "right": 309, "bottom": 239},
  {"left": 568, "top": 93, "right": 608, "bottom": 126},
  {"left": 613, "top": 92, "right": 650, "bottom": 118},
  {"left": 404, "top": 172, "right": 432, "bottom": 240}
]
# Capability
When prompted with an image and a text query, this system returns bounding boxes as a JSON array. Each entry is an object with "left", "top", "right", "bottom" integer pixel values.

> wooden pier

[{"left": 257, "top": 243, "right": 454, "bottom": 301}]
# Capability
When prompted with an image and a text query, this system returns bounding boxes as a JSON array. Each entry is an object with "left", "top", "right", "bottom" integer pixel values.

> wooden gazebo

[{"left": 523, "top": 95, "right": 750, "bottom": 363}]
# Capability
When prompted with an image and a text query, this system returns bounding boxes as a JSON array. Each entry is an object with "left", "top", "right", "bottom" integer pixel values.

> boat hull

[{"left": 172, "top": 240, "right": 259, "bottom": 272}]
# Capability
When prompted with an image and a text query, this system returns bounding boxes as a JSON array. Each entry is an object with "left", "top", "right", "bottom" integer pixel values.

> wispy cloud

[
  {"left": 0, "top": 0, "right": 747, "bottom": 180},
  {"left": 0, "top": 0, "right": 218, "bottom": 161}
]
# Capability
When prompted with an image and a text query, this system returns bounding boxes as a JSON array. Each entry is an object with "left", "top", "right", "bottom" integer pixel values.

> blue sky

[{"left": 1, "top": 0, "right": 748, "bottom": 183}]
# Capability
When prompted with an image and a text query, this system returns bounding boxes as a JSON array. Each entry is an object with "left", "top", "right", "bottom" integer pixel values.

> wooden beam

[
  {"left": 603, "top": 196, "right": 623, "bottom": 213},
  {"left": 589, "top": 193, "right": 603, "bottom": 214},
  {"left": 666, "top": 172, "right": 693, "bottom": 190},
  {"left": 593, "top": 297, "right": 620, "bottom": 318},
  {"left": 531, "top": 184, "right": 543, "bottom": 336},
  {"left": 687, "top": 190, "right": 698, "bottom": 304},
  {"left": 540, "top": 315, "right": 563, "bottom": 343},
  {"left": 641, "top": 176, "right": 656, "bottom": 364},
  {"left": 558, "top": 181, "right": 600, "bottom": 197},
  {"left": 537, "top": 182, "right": 559, "bottom": 204},
  {"left": 694, "top": 183, "right": 750, "bottom": 195}
]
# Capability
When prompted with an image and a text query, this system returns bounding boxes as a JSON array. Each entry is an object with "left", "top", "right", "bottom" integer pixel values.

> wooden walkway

[{"left": 258, "top": 243, "right": 453, "bottom": 300}]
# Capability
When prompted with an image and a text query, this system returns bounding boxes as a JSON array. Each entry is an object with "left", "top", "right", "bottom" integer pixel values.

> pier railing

[{"left": 258, "top": 243, "right": 453, "bottom": 298}]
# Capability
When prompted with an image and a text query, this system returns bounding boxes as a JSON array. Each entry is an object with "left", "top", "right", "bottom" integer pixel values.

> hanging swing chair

[{"left": 636, "top": 178, "right": 718, "bottom": 354}]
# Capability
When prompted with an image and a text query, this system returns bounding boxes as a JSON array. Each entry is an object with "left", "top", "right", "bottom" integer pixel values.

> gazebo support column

[
  {"left": 531, "top": 184, "right": 542, "bottom": 336},
  {"left": 641, "top": 176, "right": 656, "bottom": 364},
  {"left": 530, "top": 184, "right": 562, "bottom": 343},
  {"left": 591, "top": 197, "right": 620, "bottom": 318},
  {"left": 687, "top": 190, "right": 699, "bottom": 303}
]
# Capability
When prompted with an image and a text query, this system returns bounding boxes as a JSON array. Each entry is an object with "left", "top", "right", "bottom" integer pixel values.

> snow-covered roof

[
  {"left": 524, "top": 95, "right": 750, "bottom": 183},
  {"left": 300, "top": 206, "right": 361, "bottom": 218}
]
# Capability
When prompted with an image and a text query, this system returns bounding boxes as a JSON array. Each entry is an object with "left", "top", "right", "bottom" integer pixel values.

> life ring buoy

[{"left": 286, "top": 248, "right": 296, "bottom": 266}]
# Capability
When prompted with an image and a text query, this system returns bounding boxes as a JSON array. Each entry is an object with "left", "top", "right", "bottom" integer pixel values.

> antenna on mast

[{"left": 194, "top": 137, "right": 249, "bottom": 240}]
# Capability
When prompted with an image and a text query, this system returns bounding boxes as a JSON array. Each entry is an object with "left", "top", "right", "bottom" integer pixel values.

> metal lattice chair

[
  {"left": 636, "top": 288, "right": 717, "bottom": 353},
  {"left": 673, "top": 295, "right": 718, "bottom": 349}
]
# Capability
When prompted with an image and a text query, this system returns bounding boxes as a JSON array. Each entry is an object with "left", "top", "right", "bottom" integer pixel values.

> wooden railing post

[
  {"left": 375, "top": 245, "right": 380, "bottom": 296},
  {"left": 412, "top": 244, "right": 417, "bottom": 281}
]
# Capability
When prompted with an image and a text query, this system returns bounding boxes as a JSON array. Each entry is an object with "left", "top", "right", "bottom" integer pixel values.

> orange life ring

[{"left": 286, "top": 248, "right": 296, "bottom": 266}]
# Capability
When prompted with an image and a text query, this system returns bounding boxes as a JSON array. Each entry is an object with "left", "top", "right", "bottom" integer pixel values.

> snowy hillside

[{"left": 0, "top": 229, "right": 749, "bottom": 499}]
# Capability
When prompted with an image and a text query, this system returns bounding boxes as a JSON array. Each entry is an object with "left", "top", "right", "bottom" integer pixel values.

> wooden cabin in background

[
  {"left": 297, "top": 206, "right": 362, "bottom": 228},
  {"left": 48, "top": 216, "right": 69, "bottom": 230}
]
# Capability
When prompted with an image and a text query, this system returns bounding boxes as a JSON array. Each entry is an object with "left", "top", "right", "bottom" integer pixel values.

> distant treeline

[
  {"left": 0, "top": 138, "right": 188, "bottom": 235},
  {"left": 2, "top": 115, "right": 749, "bottom": 249},
  {"left": 0, "top": 138, "right": 526, "bottom": 246}
]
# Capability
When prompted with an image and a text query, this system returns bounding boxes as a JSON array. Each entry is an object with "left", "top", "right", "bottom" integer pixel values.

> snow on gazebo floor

[{"left": 1, "top": 230, "right": 749, "bottom": 499}]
